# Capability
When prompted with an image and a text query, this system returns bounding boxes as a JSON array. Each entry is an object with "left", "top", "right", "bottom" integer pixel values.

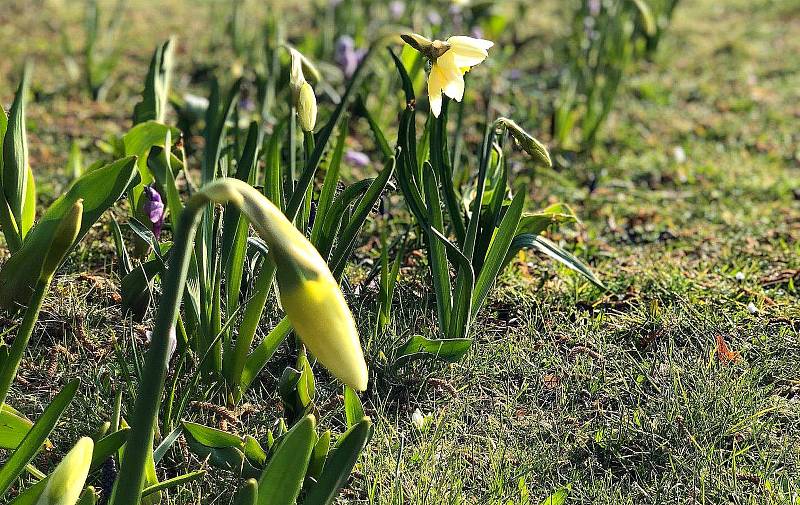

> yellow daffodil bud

[
  {"left": 403, "top": 33, "right": 494, "bottom": 117},
  {"left": 40, "top": 199, "right": 83, "bottom": 282},
  {"left": 36, "top": 437, "right": 94, "bottom": 505},
  {"left": 297, "top": 82, "right": 317, "bottom": 133},
  {"left": 273, "top": 249, "right": 367, "bottom": 391},
  {"left": 201, "top": 179, "right": 368, "bottom": 391}
]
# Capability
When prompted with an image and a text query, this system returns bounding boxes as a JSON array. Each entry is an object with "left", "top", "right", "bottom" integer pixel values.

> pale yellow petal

[
  {"left": 446, "top": 36, "right": 493, "bottom": 70},
  {"left": 447, "top": 35, "right": 494, "bottom": 51},
  {"left": 428, "top": 67, "right": 444, "bottom": 117}
]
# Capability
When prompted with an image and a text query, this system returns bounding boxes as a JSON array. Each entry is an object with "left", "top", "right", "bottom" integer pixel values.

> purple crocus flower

[
  {"left": 335, "top": 36, "right": 367, "bottom": 80},
  {"left": 142, "top": 185, "right": 165, "bottom": 239},
  {"left": 427, "top": 11, "right": 443, "bottom": 26},
  {"left": 345, "top": 149, "right": 371, "bottom": 167},
  {"left": 389, "top": 0, "right": 405, "bottom": 19}
]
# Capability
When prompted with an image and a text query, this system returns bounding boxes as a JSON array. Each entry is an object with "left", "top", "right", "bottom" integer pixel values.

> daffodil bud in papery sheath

[
  {"left": 297, "top": 82, "right": 317, "bottom": 133},
  {"left": 289, "top": 47, "right": 306, "bottom": 100},
  {"left": 497, "top": 118, "right": 552, "bottom": 168},
  {"left": 199, "top": 179, "right": 368, "bottom": 391},
  {"left": 35, "top": 437, "right": 93, "bottom": 505},
  {"left": 39, "top": 199, "right": 83, "bottom": 282}
]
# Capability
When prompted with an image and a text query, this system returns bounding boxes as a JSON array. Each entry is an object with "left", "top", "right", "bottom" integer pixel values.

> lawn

[{"left": 0, "top": 0, "right": 798, "bottom": 504}]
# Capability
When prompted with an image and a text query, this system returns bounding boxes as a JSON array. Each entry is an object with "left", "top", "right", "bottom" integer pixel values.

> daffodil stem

[
  {"left": 110, "top": 195, "right": 206, "bottom": 505},
  {"left": 283, "top": 44, "right": 377, "bottom": 222},
  {"left": 0, "top": 276, "right": 50, "bottom": 407}
]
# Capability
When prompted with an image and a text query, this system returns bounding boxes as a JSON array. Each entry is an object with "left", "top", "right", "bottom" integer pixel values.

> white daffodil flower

[{"left": 403, "top": 34, "right": 493, "bottom": 117}]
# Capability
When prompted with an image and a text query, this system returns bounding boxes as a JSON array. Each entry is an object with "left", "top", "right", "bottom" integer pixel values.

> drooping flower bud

[
  {"left": 142, "top": 185, "right": 165, "bottom": 238},
  {"left": 296, "top": 82, "right": 318, "bottom": 133},
  {"left": 497, "top": 118, "right": 552, "bottom": 168},
  {"left": 288, "top": 48, "right": 319, "bottom": 133},
  {"left": 201, "top": 179, "right": 369, "bottom": 391},
  {"left": 272, "top": 244, "right": 367, "bottom": 391},
  {"left": 35, "top": 437, "right": 94, "bottom": 505},
  {"left": 40, "top": 199, "right": 83, "bottom": 282}
]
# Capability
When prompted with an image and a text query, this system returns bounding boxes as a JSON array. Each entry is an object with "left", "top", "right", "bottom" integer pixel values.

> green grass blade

[{"left": 141, "top": 470, "right": 206, "bottom": 498}]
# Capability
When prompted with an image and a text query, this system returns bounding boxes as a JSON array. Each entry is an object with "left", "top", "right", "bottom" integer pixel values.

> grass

[{"left": 2, "top": 0, "right": 799, "bottom": 503}]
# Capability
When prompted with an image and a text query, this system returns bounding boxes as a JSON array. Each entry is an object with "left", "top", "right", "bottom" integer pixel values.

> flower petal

[
  {"left": 447, "top": 35, "right": 494, "bottom": 51},
  {"left": 446, "top": 36, "right": 493, "bottom": 69},
  {"left": 428, "top": 63, "right": 448, "bottom": 117}
]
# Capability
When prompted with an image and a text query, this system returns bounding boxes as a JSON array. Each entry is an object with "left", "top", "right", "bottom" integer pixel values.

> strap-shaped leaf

[
  {"left": 506, "top": 235, "right": 604, "bottom": 289},
  {"left": 0, "top": 404, "right": 33, "bottom": 450},
  {"left": 153, "top": 426, "right": 181, "bottom": 465},
  {"left": 257, "top": 414, "right": 316, "bottom": 505},
  {"left": 222, "top": 122, "right": 260, "bottom": 325},
  {"left": 343, "top": 387, "right": 365, "bottom": 429},
  {"left": 388, "top": 48, "right": 415, "bottom": 105},
  {"left": 354, "top": 98, "right": 392, "bottom": 159},
  {"left": 304, "top": 418, "right": 373, "bottom": 505},
  {"left": 263, "top": 121, "right": 286, "bottom": 210},
  {"left": 330, "top": 156, "right": 395, "bottom": 278},
  {"left": 202, "top": 78, "right": 241, "bottom": 184},
  {"left": 394, "top": 335, "right": 472, "bottom": 367},
  {"left": 423, "top": 164, "right": 452, "bottom": 333},
  {"left": 472, "top": 189, "right": 525, "bottom": 319},
  {"left": 141, "top": 470, "right": 205, "bottom": 498},
  {"left": 307, "top": 430, "right": 331, "bottom": 482},
  {"left": 430, "top": 100, "right": 465, "bottom": 245},
  {"left": 0, "top": 156, "right": 137, "bottom": 309},
  {"left": 2, "top": 64, "right": 31, "bottom": 243},
  {"left": 316, "top": 179, "right": 373, "bottom": 262},
  {"left": 240, "top": 317, "right": 293, "bottom": 394},
  {"left": 133, "top": 38, "right": 175, "bottom": 125},
  {"left": 310, "top": 119, "right": 348, "bottom": 246},
  {"left": 0, "top": 379, "right": 79, "bottom": 495},
  {"left": 473, "top": 144, "right": 507, "bottom": 276},
  {"left": 90, "top": 427, "right": 130, "bottom": 470}
]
